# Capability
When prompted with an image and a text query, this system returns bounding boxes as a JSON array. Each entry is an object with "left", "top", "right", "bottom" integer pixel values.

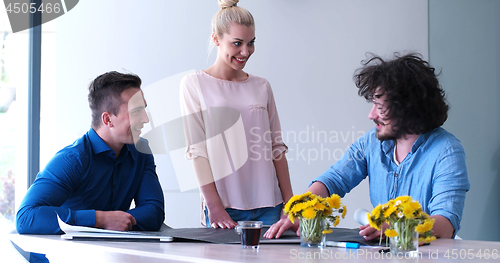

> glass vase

[
  {"left": 389, "top": 222, "right": 419, "bottom": 258},
  {"left": 299, "top": 216, "right": 326, "bottom": 248}
]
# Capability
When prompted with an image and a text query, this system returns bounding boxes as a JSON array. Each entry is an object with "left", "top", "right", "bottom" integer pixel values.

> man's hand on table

[{"left": 95, "top": 210, "right": 137, "bottom": 231}]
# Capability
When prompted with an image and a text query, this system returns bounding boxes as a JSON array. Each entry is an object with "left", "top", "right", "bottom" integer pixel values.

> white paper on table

[
  {"left": 57, "top": 213, "right": 141, "bottom": 235},
  {"left": 57, "top": 214, "right": 173, "bottom": 241}
]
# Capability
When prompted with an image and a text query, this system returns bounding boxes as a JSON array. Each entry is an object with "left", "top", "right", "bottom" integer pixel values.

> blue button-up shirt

[
  {"left": 16, "top": 128, "right": 165, "bottom": 234},
  {"left": 313, "top": 127, "right": 470, "bottom": 234}
]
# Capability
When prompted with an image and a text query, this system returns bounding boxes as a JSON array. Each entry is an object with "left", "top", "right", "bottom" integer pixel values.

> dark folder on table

[
  {"left": 58, "top": 213, "right": 377, "bottom": 245},
  {"left": 61, "top": 223, "right": 378, "bottom": 246},
  {"left": 160, "top": 226, "right": 379, "bottom": 246}
]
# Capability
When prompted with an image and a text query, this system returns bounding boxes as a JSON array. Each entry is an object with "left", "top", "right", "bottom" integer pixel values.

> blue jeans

[{"left": 205, "top": 203, "right": 283, "bottom": 227}]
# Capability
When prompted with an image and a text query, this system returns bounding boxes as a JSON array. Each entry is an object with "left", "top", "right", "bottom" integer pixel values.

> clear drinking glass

[{"left": 235, "top": 221, "right": 263, "bottom": 249}]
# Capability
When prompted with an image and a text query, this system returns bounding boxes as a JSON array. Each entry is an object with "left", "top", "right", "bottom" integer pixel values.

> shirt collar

[
  {"left": 126, "top": 144, "right": 138, "bottom": 160},
  {"left": 411, "top": 131, "right": 431, "bottom": 153},
  {"left": 381, "top": 139, "right": 395, "bottom": 155},
  {"left": 88, "top": 128, "right": 135, "bottom": 160},
  {"left": 380, "top": 129, "right": 434, "bottom": 156},
  {"left": 89, "top": 128, "right": 113, "bottom": 154}
]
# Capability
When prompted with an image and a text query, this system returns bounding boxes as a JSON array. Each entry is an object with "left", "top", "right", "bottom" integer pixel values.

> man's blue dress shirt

[
  {"left": 16, "top": 128, "right": 165, "bottom": 234},
  {"left": 313, "top": 127, "right": 470, "bottom": 234}
]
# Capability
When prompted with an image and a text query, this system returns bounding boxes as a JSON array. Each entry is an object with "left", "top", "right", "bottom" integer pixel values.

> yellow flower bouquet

[
  {"left": 367, "top": 196, "right": 436, "bottom": 255},
  {"left": 284, "top": 192, "right": 347, "bottom": 247}
]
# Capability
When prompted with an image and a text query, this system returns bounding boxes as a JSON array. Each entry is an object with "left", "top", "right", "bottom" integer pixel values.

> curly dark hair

[
  {"left": 354, "top": 53, "right": 449, "bottom": 136},
  {"left": 88, "top": 71, "right": 142, "bottom": 128}
]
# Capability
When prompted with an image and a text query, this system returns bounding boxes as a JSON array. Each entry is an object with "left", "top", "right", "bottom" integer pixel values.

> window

[{"left": 0, "top": 3, "right": 29, "bottom": 229}]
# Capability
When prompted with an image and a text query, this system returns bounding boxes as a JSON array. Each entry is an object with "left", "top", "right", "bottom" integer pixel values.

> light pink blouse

[{"left": 180, "top": 70, "right": 287, "bottom": 211}]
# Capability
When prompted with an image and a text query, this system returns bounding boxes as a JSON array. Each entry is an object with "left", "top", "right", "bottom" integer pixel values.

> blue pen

[{"left": 325, "top": 241, "right": 360, "bottom": 249}]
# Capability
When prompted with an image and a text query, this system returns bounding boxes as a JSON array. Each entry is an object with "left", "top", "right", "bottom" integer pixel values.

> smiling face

[
  {"left": 109, "top": 88, "right": 149, "bottom": 145},
  {"left": 214, "top": 22, "right": 255, "bottom": 72},
  {"left": 368, "top": 89, "right": 398, "bottom": 141}
]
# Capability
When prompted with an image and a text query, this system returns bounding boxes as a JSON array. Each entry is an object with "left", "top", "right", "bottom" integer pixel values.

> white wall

[
  {"left": 40, "top": 0, "right": 428, "bottom": 229},
  {"left": 429, "top": 0, "right": 500, "bottom": 241}
]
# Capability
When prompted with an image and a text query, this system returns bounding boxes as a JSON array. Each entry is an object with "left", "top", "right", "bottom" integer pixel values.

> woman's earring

[{"left": 213, "top": 34, "right": 219, "bottom": 46}]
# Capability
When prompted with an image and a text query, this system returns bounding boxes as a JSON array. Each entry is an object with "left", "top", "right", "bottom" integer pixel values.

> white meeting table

[{"left": 9, "top": 233, "right": 500, "bottom": 263}]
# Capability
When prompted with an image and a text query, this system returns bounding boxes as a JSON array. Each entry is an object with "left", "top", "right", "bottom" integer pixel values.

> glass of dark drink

[{"left": 235, "top": 221, "right": 263, "bottom": 249}]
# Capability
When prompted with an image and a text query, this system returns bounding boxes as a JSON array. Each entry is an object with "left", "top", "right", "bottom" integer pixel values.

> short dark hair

[
  {"left": 88, "top": 71, "right": 142, "bottom": 128},
  {"left": 354, "top": 53, "right": 449, "bottom": 135}
]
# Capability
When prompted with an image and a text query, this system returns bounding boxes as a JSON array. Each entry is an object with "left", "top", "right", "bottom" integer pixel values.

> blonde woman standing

[{"left": 180, "top": 0, "right": 293, "bottom": 228}]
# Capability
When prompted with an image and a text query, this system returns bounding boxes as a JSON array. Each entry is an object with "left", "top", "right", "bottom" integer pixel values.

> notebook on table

[{"left": 57, "top": 215, "right": 174, "bottom": 242}]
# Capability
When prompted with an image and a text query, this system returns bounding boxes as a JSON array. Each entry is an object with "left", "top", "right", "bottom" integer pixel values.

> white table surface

[{"left": 9, "top": 233, "right": 500, "bottom": 263}]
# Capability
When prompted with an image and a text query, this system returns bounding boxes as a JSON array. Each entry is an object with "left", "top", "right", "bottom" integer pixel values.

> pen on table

[
  {"left": 378, "top": 248, "right": 390, "bottom": 253},
  {"left": 325, "top": 241, "right": 360, "bottom": 249}
]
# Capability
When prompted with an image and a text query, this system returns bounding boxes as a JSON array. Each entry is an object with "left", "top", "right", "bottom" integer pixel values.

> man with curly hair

[{"left": 265, "top": 53, "right": 470, "bottom": 241}]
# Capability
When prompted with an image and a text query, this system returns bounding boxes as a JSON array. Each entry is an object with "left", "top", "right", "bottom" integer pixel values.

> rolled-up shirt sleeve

[
  {"left": 180, "top": 74, "right": 209, "bottom": 160},
  {"left": 311, "top": 136, "right": 368, "bottom": 197},
  {"left": 429, "top": 143, "right": 470, "bottom": 235},
  {"left": 265, "top": 81, "right": 288, "bottom": 159}
]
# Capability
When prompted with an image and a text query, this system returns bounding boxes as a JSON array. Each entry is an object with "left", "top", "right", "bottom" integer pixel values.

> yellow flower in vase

[
  {"left": 420, "top": 235, "right": 437, "bottom": 243},
  {"left": 325, "top": 194, "right": 341, "bottom": 209},
  {"left": 284, "top": 195, "right": 300, "bottom": 213},
  {"left": 385, "top": 229, "right": 398, "bottom": 238},
  {"left": 367, "top": 214, "right": 380, "bottom": 230},
  {"left": 402, "top": 203, "right": 416, "bottom": 218},
  {"left": 368, "top": 195, "right": 436, "bottom": 252},
  {"left": 314, "top": 202, "right": 327, "bottom": 211},
  {"left": 371, "top": 204, "right": 382, "bottom": 218},
  {"left": 283, "top": 192, "right": 347, "bottom": 247},
  {"left": 333, "top": 216, "right": 340, "bottom": 227},
  {"left": 302, "top": 207, "right": 317, "bottom": 220},
  {"left": 409, "top": 199, "right": 421, "bottom": 210},
  {"left": 322, "top": 207, "right": 332, "bottom": 217},
  {"left": 322, "top": 229, "right": 333, "bottom": 234},
  {"left": 341, "top": 205, "right": 347, "bottom": 219},
  {"left": 288, "top": 213, "right": 296, "bottom": 224},
  {"left": 416, "top": 218, "right": 435, "bottom": 233},
  {"left": 383, "top": 205, "right": 397, "bottom": 218},
  {"left": 395, "top": 196, "right": 412, "bottom": 203}
]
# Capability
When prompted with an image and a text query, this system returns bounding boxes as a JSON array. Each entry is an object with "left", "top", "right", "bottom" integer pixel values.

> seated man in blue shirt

[
  {"left": 16, "top": 71, "right": 165, "bottom": 235},
  {"left": 264, "top": 53, "right": 470, "bottom": 240}
]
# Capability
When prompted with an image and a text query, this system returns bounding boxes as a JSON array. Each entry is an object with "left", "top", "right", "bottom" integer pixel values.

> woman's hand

[
  {"left": 207, "top": 205, "right": 237, "bottom": 229},
  {"left": 263, "top": 217, "right": 299, "bottom": 239}
]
